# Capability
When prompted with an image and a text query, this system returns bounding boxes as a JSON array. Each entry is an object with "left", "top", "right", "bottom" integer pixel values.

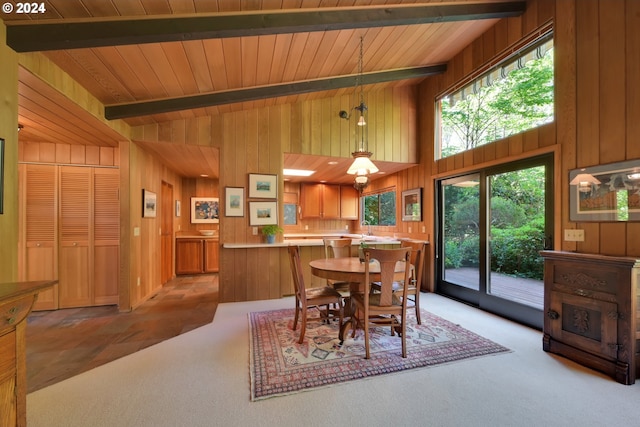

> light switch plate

[{"left": 564, "top": 229, "right": 584, "bottom": 242}]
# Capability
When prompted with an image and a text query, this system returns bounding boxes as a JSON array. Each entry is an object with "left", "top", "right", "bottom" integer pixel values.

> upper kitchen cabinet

[
  {"left": 300, "top": 183, "right": 340, "bottom": 219},
  {"left": 300, "top": 183, "right": 359, "bottom": 220}
]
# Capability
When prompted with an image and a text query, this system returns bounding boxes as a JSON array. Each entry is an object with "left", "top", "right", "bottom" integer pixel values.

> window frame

[
  {"left": 360, "top": 188, "right": 397, "bottom": 227},
  {"left": 435, "top": 29, "right": 554, "bottom": 160}
]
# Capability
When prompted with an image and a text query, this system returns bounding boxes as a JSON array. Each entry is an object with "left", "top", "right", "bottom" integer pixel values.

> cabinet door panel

[
  {"left": 204, "top": 240, "right": 219, "bottom": 273},
  {"left": 22, "top": 165, "right": 58, "bottom": 310},
  {"left": 340, "top": 185, "right": 359, "bottom": 219},
  {"left": 59, "top": 245, "right": 91, "bottom": 308},
  {"left": 549, "top": 291, "right": 618, "bottom": 359},
  {"left": 0, "top": 331, "right": 17, "bottom": 427},
  {"left": 176, "top": 240, "right": 204, "bottom": 274},
  {"left": 93, "top": 169, "right": 120, "bottom": 305},
  {"left": 322, "top": 184, "right": 341, "bottom": 218},
  {"left": 300, "top": 183, "right": 322, "bottom": 218},
  {"left": 94, "top": 244, "right": 119, "bottom": 305},
  {"left": 59, "top": 167, "right": 91, "bottom": 308}
]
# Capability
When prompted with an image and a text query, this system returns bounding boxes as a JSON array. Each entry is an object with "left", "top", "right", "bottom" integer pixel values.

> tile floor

[{"left": 25, "top": 274, "right": 219, "bottom": 393}]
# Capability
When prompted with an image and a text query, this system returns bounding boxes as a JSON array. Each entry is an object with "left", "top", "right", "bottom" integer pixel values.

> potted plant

[
  {"left": 261, "top": 224, "right": 283, "bottom": 244},
  {"left": 358, "top": 241, "right": 369, "bottom": 263}
]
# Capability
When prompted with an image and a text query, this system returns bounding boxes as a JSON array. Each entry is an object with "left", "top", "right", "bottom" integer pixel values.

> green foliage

[
  {"left": 490, "top": 197, "right": 526, "bottom": 229},
  {"left": 440, "top": 45, "right": 554, "bottom": 158},
  {"left": 490, "top": 217, "right": 545, "bottom": 279},
  {"left": 362, "top": 190, "right": 396, "bottom": 226},
  {"left": 261, "top": 225, "right": 283, "bottom": 236}
]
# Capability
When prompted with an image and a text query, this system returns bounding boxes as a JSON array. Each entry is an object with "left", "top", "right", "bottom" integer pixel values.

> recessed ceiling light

[
  {"left": 283, "top": 169, "right": 315, "bottom": 177},
  {"left": 200, "top": 174, "right": 209, "bottom": 177},
  {"left": 328, "top": 161, "right": 338, "bottom": 165}
]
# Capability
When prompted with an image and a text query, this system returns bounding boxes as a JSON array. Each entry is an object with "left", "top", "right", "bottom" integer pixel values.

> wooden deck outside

[{"left": 443, "top": 267, "right": 544, "bottom": 310}]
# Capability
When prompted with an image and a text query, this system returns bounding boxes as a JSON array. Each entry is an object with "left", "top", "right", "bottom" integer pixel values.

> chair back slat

[
  {"left": 323, "top": 238, "right": 352, "bottom": 259},
  {"left": 364, "top": 247, "right": 411, "bottom": 307},
  {"left": 401, "top": 239, "right": 427, "bottom": 288},
  {"left": 288, "top": 246, "right": 306, "bottom": 301}
]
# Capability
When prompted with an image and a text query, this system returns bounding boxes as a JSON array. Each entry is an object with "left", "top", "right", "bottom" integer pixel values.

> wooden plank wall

[
  {"left": 123, "top": 141, "right": 183, "bottom": 309},
  {"left": 132, "top": 87, "right": 416, "bottom": 303},
  {"left": 1, "top": 22, "right": 20, "bottom": 283},
  {"left": 412, "top": 0, "right": 640, "bottom": 297},
  {"left": 568, "top": 0, "right": 640, "bottom": 256}
]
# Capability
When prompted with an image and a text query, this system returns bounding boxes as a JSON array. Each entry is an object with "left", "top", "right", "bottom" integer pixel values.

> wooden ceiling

[{"left": 3, "top": 0, "right": 525, "bottom": 180}]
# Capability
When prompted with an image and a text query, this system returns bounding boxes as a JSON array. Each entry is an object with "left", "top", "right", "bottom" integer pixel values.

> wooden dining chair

[
  {"left": 288, "top": 246, "right": 344, "bottom": 344},
  {"left": 322, "top": 238, "right": 353, "bottom": 295},
  {"left": 372, "top": 239, "right": 427, "bottom": 324},
  {"left": 351, "top": 247, "right": 412, "bottom": 359}
]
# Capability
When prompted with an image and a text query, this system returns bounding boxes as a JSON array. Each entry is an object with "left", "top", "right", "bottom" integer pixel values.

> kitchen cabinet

[
  {"left": 0, "top": 280, "right": 55, "bottom": 427},
  {"left": 300, "top": 184, "right": 358, "bottom": 219},
  {"left": 541, "top": 251, "right": 640, "bottom": 385},
  {"left": 300, "top": 183, "right": 340, "bottom": 219},
  {"left": 176, "top": 238, "right": 219, "bottom": 275},
  {"left": 340, "top": 185, "right": 359, "bottom": 219}
]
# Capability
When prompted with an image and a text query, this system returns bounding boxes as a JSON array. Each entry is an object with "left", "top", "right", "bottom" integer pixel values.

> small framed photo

[
  {"left": 249, "top": 201, "right": 278, "bottom": 226},
  {"left": 175, "top": 200, "right": 181, "bottom": 217},
  {"left": 225, "top": 187, "right": 244, "bottom": 217},
  {"left": 402, "top": 188, "right": 422, "bottom": 222},
  {"left": 142, "top": 189, "right": 157, "bottom": 218},
  {"left": 249, "top": 173, "right": 277, "bottom": 199},
  {"left": 191, "top": 197, "right": 220, "bottom": 223}
]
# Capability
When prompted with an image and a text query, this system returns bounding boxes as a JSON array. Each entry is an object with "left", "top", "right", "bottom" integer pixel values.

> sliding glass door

[{"left": 436, "top": 155, "right": 553, "bottom": 328}]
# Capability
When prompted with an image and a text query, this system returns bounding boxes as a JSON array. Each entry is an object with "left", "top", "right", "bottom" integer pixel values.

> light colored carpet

[{"left": 27, "top": 293, "right": 640, "bottom": 427}]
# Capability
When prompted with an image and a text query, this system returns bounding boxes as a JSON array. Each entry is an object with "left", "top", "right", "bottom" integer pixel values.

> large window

[
  {"left": 361, "top": 190, "right": 396, "bottom": 226},
  {"left": 436, "top": 33, "right": 554, "bottom": 160}
]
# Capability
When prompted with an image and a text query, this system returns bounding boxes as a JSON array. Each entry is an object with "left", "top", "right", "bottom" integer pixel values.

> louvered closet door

[
  {"left": 94, "top": 169, "right": 119, "bottom": 305},
  {"left": 59, "top": 166, "right": 91, "bottom": 308},
  {"left": 21, "top": 164, "right": 58, "bottom": 310}
]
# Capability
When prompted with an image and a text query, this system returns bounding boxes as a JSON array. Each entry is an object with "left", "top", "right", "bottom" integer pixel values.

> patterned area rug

[{"left": 249, "top": 308, "right": 510, "bottom": 401}]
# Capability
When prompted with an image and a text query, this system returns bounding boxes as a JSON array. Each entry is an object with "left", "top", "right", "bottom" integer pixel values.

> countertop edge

[{"left": 223, "top": 239, "right": 402, "bottom": 249}]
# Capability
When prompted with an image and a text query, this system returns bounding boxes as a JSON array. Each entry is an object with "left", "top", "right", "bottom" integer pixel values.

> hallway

[{"left": 25, "top": 274, "right": 219, "bottom": 393}]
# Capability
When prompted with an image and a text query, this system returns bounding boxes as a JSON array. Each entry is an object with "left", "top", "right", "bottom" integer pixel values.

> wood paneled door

[
  {"left": 18, "top": 164, "right": 119, "bottom": 310},
  {"left": 161, "top": 181, "right": 173, "bottom": 284}
]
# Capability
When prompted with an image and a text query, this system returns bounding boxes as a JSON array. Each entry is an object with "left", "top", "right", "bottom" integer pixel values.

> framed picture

[
  {"left": 249, "top": 173, "right": 277, "bottom": 199},
  {"left": 569, "top": 159, "right": 640, "bottom": 222},
  {"left": 175, "top": 200, "right": 181, "bottom": 217},
  {"left": 191, "top": 197, "right": 220, "bottom": 223},
  {"left": 0, "top": 138, "right": 4, "bottom": 215},
  {"left": 142, "top": 189, "right": 157, "bottom": 218},
  {"left": 249, "top": 201, "right": 278, "bottom": 225},
  {"left": 225, "top": 187, "right": 244, "bottom": 217},
  {"left": 402, "top": 188, "right": 422, "bottom": 221}
]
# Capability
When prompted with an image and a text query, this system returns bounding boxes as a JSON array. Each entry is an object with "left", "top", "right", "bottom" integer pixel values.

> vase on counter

[{"left": 266, "top": 234, "right": 276, "bottom": 244}]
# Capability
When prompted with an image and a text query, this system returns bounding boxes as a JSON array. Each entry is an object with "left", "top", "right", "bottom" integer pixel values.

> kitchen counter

[
  {"left": 223, "top": 235, "right": 401, "bottom": 249},
  {"left": 176, "top": 233, "right": 219, "bottom": 239}
]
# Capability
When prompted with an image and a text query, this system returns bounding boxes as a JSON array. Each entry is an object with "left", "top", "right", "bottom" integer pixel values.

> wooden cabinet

[
  {"left": 0, "top": 280, "right": 55, "bottom": 427},
  {"left": 204, "top": 239, "right": 220, "bottom": 273},
  {"left": 176, "top": 238, "right": 219, "bottom": 275},
  {"left": 18, "top": 164, "right": 119, "bottom": 311},
  {"left": 541, "top": 251, "right": 640, "bottom": 385},
  {"left": 59, "top": 166, "right": 91, "bottom": 308},
  {"left": 300, "top": 184, "right": 358, "bottom": 219},
  {"left": 340, "top": 185, "right": 359, "bottom": 219},
  {"left": 19, "top": 165, "right": 58, "bottom": 310}
]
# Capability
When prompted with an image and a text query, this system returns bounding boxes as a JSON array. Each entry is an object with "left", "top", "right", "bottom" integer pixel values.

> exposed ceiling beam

[
  {"left": 6, "top": 2, "right": 526, "bottom": 52},
  {"left": 104, "top": 64, "right": 446, "bottom": 120}
]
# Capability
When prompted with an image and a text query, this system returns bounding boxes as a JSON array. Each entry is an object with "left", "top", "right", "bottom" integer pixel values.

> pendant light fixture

[{"left": 339, "top": 36, "right": 378, "bottom": 193}]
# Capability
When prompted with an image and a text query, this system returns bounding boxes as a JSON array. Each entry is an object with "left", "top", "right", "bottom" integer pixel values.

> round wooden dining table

[{"left": 309, "top": 257, "right": 411, "bottom": 341}]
